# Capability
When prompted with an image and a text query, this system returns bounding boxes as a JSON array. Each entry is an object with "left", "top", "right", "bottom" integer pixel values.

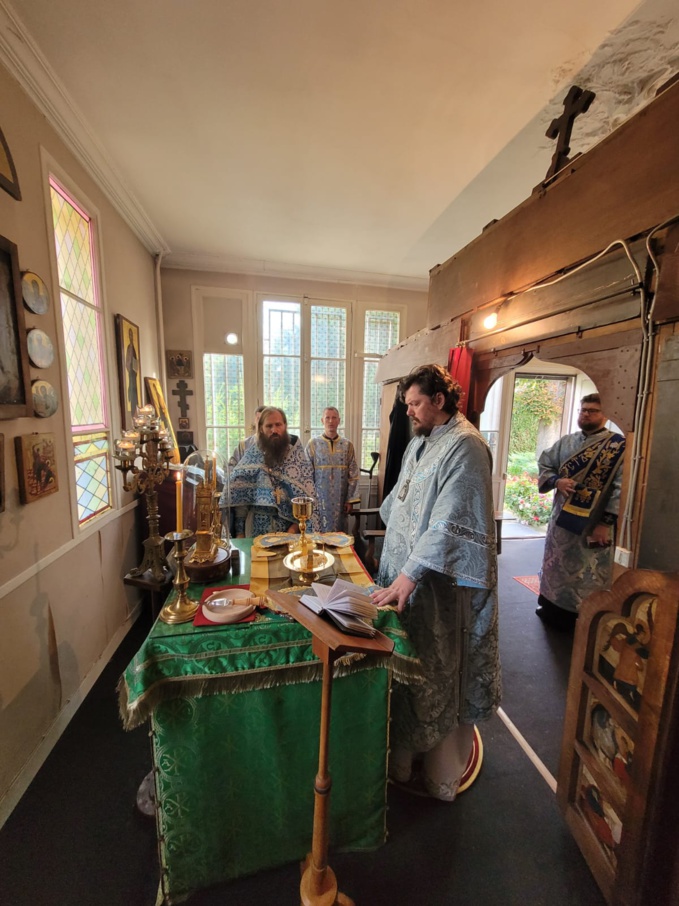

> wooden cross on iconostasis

[
  {"left": 543, "top": 84, "right": 596, "bottom": 182},
  {"left": 172, "top": 380, "right": 194, "bottom": 419}
]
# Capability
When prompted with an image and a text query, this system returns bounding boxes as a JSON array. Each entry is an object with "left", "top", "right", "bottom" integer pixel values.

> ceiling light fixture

[{"left": 225, "top": 332, "right": 238, "bottom": 345}]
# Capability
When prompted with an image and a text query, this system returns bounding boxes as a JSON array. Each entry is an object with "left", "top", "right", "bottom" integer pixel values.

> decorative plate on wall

[
  {"left": 21, "top": 271, "right": 50, "bottom": 315},
  {"left": 27, "top": 328, "right": 54, "bottom": 368},
  {"left": 31, "top": 380, "right": 58, "bottom": 418}
]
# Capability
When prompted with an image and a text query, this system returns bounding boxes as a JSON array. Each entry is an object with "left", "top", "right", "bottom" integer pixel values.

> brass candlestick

[
  {"left": 159, "top": 530, "right": 198, "bottom": 623},
  {"left": 115, "top": 406, "right": 175, "bottom": 583}
]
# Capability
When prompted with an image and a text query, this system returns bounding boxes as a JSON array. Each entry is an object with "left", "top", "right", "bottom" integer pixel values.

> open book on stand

[{"left": 300, "top": 578, "right": 378, "bottom": 637}]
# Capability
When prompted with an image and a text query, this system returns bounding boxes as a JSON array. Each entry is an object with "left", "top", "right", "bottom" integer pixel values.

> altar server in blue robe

[{"left": 306, "top": 408, "right": 360, "bottom": 533}]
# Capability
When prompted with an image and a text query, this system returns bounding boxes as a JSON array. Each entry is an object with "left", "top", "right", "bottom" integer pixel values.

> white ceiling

[{"left": 3, "top": 0, "right": 678, "bottom": 289}]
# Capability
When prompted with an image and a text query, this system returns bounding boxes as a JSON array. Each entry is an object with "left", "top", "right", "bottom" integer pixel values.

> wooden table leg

[{"left": 300, "top": 656, "right": 355, "bottom": 906}]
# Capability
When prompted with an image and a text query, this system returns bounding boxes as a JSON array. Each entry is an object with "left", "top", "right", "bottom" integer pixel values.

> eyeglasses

[{"left": 580, "top": 407, "right": 602, "bottom": 414}]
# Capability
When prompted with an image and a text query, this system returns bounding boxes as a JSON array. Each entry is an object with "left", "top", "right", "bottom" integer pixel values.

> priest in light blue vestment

[
  {"left": 221, "top": 407, "right": 318, "bottom": 537},
  {"left": 372, "top": 365, "right": 501, "bottom": 801}
]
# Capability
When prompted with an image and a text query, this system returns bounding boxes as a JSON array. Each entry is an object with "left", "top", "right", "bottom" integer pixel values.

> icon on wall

[
  {"left": 27, "top": 328, "right": 54, "bottom": 368},
  {"left": 114, "top": 314, "right": 143, "bottom": 431},
  {"left": 14, "top": 432, "right": 59, "bottom": 504},
  {"left": 0, "top": 236, "right": 32, "bottom": 419},
  {"left": 31, "top": 380, "right": 58, "bottom": 418},
  {"left": 166, "top": 349, "right": 193, "bottom": 379},
  {"left": 0, "top": 125, "right": 21, "bottom": 201},
  {"left": 21, "top": 271, "right": 50, "bottom": 315}
]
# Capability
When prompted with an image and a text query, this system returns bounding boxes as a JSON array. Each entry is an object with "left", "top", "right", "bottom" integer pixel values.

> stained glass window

[
  {"left": 50, "top": 178, "right": 111, "bottom": 524},
  {"left": 74, "top": 434, "right": 111, "bottom": 524}
]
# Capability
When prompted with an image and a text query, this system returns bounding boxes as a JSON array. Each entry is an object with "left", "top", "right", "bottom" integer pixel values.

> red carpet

[{"left": 513, "top": 575, "right": 540, "bottom": 595}]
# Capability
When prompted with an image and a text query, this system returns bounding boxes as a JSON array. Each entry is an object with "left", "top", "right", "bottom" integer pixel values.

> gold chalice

[
  {"left": 286, "top": 496, "right": 334, "bottom": 585},
  {"left": 292, "top": 496, "right": 314, "bottom": 552}
]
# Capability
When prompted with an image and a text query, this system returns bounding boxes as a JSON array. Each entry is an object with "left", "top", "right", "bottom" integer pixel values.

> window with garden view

[{"left": 504, "top": 376, "right": 568, "bottom": 528}]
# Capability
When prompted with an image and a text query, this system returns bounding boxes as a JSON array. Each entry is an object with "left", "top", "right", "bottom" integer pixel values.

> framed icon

[
  {"left": 27, "top": 328, "right": 54, "bottom": 368},
  {"left": 166, "top": 349, "right": 193, "bottom": 379},
  {"left": 31, "top": 380, "right": 58, "bottom": 418},
  {"left": 21, "top": 271, "right": 50, "bottom": 315},
  {"left": 114, "top": 314, "right": 143, "bottom": 431},
  {"left": 14, "top": 432, "right": 59, "bottom": 503},
  {"left": 145, "top": 377, "right": 180, "bottom": 463},
  {"left": 0, "top": 235, "right": 32, "bottom": 419},
  {"left": 0, "top": 126, "right": 21, "bottom": 201}
]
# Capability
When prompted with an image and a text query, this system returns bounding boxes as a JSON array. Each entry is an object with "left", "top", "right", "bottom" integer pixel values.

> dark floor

[{"left": 0, "top": 538, "right": 603, "bottom": 906}]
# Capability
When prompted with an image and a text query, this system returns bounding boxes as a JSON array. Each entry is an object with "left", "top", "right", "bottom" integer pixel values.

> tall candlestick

[
  {"left": 176, "top": 474, "right": 183, "bottom": 532},
  {"left": 212, "top": 451, "right": 217, "bottom": 489}
]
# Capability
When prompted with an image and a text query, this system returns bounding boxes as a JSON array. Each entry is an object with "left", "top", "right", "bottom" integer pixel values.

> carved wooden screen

[{"left": 557, "top": 570, "right": 679, "bottom": 905}]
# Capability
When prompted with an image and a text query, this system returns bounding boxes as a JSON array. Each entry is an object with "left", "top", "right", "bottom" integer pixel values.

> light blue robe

[
  {"left": 221, "top": 438, "right": 319, "bottom": 537},
  {"left": 538, "top": 428, "right": 623, "bottom": 613},
  {"left": 306, "top": 435, "right": 360, "bottom": 532},
  {"left": 377, "top": 412, "right": 501, "bottom": 752}
]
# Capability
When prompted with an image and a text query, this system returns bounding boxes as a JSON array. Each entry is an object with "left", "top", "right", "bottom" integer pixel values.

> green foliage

[
  {"left": 507, "top": 451, "right": 539, "bottom": 478},
  {"left": 509, "top": 378, "right": 564, "bottom": 457},
  {"left": 504, "top": 476, "right": 553, "bottom": 526}
]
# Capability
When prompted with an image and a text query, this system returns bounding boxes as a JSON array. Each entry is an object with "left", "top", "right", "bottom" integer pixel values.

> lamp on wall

[
  {"left": 483, "top": 310, "right": 499, "bottom": 330},
  {"left": 482, "top": 296, "right": 511, "bottom": 331}
]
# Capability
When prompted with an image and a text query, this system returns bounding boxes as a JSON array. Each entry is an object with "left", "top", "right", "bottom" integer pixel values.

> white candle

[{"left": 176, "top": 475, "right": 183, "bottom": 532}]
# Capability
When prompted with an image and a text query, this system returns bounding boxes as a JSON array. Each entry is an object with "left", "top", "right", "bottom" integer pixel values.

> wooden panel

[
  {"left": 468, "top": 325, "right": 642, "bottom": 432},
  {"left": 376, "top": 317, "right": 461, "bottom": 384},
  {"left": 652, "top": 224, "right": 679, "bottom": 323},
  {"left": 557, "top": 570, "right": 679, "bottom": 906},
  {"left": 466, "top": 242, "right": 644, "bottom": 347},
  {"left": 428, "top": 80, "right": 679, "bottom": 325},
  {"left": 637, "top": 333, "right": 679, "bottom": 571}
]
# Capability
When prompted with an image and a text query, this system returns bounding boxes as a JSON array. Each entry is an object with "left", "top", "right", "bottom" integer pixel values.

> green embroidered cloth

[
  {"left": 119, "top": 540, "right": 419, "bottom": 730},
  {"left": 118, "top": 540, "right": 420, "bottom": 904}
]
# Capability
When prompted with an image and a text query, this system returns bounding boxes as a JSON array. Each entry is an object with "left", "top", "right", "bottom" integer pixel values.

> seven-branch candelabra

[{"left": 114, "top": 404, "right": 177, "bottom": 583}]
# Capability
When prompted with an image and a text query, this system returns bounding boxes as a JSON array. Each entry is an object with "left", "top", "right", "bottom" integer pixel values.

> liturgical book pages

[{"left": 300, "top": 579, "right": 378, "bottom": 637}]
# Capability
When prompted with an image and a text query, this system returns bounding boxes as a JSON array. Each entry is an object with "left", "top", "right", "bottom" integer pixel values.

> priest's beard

[{"left": 259, "top": 432, "right": 290, "bottom": 467}]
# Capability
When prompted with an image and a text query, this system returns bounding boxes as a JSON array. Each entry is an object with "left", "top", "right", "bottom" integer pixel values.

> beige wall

[
  {"left": 161, "top": 267, "right": 428, "bottom": 446},
  {"left": 0, "top": 63, "right": 158, "bottom": 819}
]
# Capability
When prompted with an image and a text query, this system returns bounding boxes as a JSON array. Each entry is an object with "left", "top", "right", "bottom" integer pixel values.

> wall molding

[
  {"left": 166, "top": 250, "right": 429, "bottom": 293},
  {"left": 0, "top": 0, "right": 169, "bottom": 255},
  {"left": 0, "top": 500, "right": 137, "bottom": 601},
  {"left": 0, "top": 604, "right": 142, "bottom": 829}
]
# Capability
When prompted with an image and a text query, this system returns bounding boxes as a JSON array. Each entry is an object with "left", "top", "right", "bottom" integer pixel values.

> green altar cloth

[{"left": 118, "top": 540, "right": 419, "bottom": 904}]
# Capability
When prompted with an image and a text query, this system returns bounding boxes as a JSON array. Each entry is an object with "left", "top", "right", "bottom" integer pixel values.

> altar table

[{"left": 119, "top": 538, "right": 418, "bottom": 904}]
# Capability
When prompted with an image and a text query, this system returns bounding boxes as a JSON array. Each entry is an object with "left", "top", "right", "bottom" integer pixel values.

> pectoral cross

[
  {"left": 544, "top": 84, "right": 595, "bottom": 181},
  {"left": 171, "top": 380, "right": 193, "bottom": 418}
]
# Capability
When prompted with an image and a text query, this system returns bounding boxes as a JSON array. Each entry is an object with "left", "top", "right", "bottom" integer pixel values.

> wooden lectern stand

[{"left": 266, "top": 590, "right": 395, "bottom": 906}]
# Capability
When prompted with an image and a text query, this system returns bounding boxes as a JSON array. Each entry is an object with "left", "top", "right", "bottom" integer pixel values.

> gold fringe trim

[{"left": 118, "top": 653, "right": 422, "bottom": 731}]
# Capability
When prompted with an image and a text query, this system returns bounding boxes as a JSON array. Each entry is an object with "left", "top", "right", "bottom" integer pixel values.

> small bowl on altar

[{"left": 202, "top": 588, "right": 256, "bottom": 623}]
